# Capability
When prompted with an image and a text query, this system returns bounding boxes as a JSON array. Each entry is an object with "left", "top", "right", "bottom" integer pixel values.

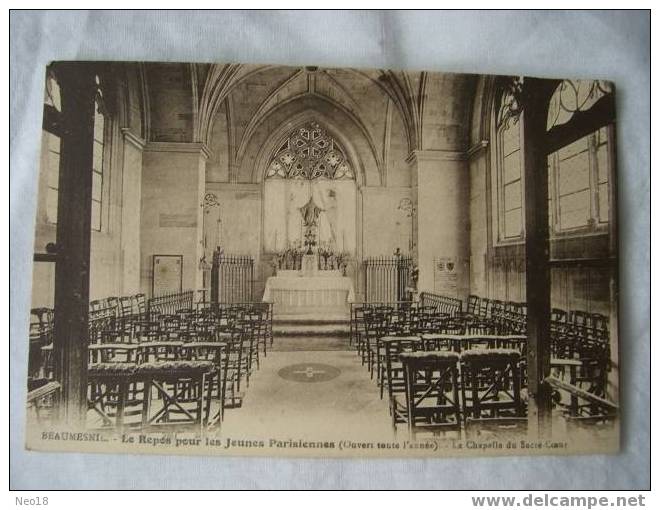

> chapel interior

[{"left": 26, "top": 62, "right": 619, "bottom": 448}]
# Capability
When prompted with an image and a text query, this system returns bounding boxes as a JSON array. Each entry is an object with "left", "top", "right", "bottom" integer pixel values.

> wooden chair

[
  {"left": 466, "top": 295, "right": 480, "bottom": 316},
  {"left": 105, "top": 296, "right": 120, "bottom": 324},
  {"left": 26, "top": 381, "right": 60, "bottom": 426},
  {"left": 223, "top": 329, "right": 249, "bottom": 408},
  {"left": 478, "top": 297, "right": 492, "bottom": 320},
  {"left": 546, "top": 375, "right": 618, "bottom": 435},
  {"left": 137, "top": 360, "right": 215, "bottom": 432},
  {"left": 551, "top": 308, "right": 568, "bottom": 323},
  {"left": 134, "top": 293, "right": 147, "bottom": 321},
  {"left": 460, "top": 349, "right": 524, "bottom": 424},
  {"left": 182, "top": 342, "right": 230, "bottom": 426},
  {"left": 251, "top": 303, "right": 272, "bottom": 355},
  {"left": 89, "top": 344, "right": 138, "bottom": 364},
  {"left": 119, "top": 296, "right": 134, "bottom": 321},
  {"left": 242, "top": 310, "right": 264, "bottom": 371},
  {"left": 87, "top": 362, "right": 143, "bottom": 431},
  {"left": 356, "top": 306, "right": 378, "bottom": 364},
  {"left": 420, "top": 333, "right": 453, "bottom": 352},
  {"left": 131, "top": 319, "right": 162, "bottom": 343},
  {"left": 465, "top": 417, "right": 528, "bottom": 440},
  {"left": 414, "top": 306, "right": 445, "bottom": 334},
  {"left": 394, "top": 351, "right": 461, "bottom": 439},
  {"left": 136, "top": 341, "right": 183, "bottom": 364},
  {"left": 381, "top": 336, "right": 423, "bottom": 400},
  {"left": 28, "top": 308, "right": 54, "bottom": 383},
  {"left": 363, "top": 309, "right": 391, "bottom": 378},
  {"left": 490, "top": 300, "right": 505, "bottom": 332},
  {"left": 350, "top": 304, "right": 366, "bottom": 351}
]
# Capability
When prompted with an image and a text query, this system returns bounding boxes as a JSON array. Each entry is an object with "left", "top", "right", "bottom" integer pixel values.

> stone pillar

[
  {"left": 408, "top": 150, "right": 470, "bottom": 299},
  {"left": 120, "top": 129, "right": 144, "bottom": 295},
  {"left": 140, "top": 142, "right": 209, "bottom": 295}
]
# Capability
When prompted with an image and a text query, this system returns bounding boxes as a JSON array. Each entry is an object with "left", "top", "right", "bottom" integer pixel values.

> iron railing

[
  {"left": 212, "top": 252, "right": 254, "bottom": 304},
  {"left": 363, "top": 255, "right": 412, "bottom": 303},
  {"left": 147, "top": 289, "right": 194, "bottom": 317}
]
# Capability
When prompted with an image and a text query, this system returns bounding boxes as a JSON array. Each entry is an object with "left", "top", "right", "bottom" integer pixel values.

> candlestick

[{"left": 217, "top": 219, "right": 222, "bottom": 247}]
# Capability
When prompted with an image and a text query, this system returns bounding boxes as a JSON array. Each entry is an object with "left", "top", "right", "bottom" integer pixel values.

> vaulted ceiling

[{"left": 137, "top": 62, "right": 477, "bottom": 155}]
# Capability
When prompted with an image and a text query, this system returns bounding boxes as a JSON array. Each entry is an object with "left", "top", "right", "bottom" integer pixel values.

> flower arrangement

[
  {"left": 272, "top": 241, "right": 305, "bottom": 271},
  {"left": 335, "top": 251, "right": 350, "bottom": 276},
  {"left": 317, "top": 242, "right": 350, "bottom": 274},
  {"left": 271, "top": 241, "right": 351, "bottom": 275}
]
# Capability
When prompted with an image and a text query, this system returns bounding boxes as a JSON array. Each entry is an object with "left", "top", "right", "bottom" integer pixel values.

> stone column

[
  {"left": 408, "top": 150, "right": 470, "bottom": 299},
  {"left": 120, "top": 128, "right": 145, "bottom": 295}
]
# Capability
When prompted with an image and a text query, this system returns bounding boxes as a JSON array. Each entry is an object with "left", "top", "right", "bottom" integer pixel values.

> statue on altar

[
  {"left": 299, "top": 196, "right": 324, "bottom": 255},
  {"left": 299, "top": 196, "right": 323, "bottom": 228}
]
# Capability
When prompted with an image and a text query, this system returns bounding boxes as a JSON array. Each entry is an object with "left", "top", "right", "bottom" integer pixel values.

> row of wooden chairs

[
  {"left": 352, "top": 295, "right": 615, "bottom": 439},
  {"left": 28, "top": 308, "right": 57, "bottom": 388},
  {"left": 352, "top": 303, "right": 518, "bottom": 388},
  {"left": 464, "top": 296, "right": 527, "bottom": 334},
  {"left": 378, "top": 335, "right": 525, "bottom": 439},
  {"left": 466, "top": 294, "right": 611, "bottom": 397},
  {"left": 88, "top": 302, "right": 274, "bottom": 422},
  {"left": 28, "top": 295, "right": 274, "bottom": 432},
  {"left": 88, "top": 355, "right": 219, "bottom": 432},
  {"left": 88, "top": 337, "right": 240, "bottom": 431},
  {"left": 466, "top": 294, "right": 609, "bottom": 339}
]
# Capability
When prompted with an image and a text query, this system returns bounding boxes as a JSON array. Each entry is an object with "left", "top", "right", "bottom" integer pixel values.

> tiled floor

[{"left": 220, "top": 348, "right": 395, "bottom": 442}]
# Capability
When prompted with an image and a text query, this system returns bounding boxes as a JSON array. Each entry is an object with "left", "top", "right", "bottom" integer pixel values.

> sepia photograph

[{"left": 24, "top": 59, "right": 621, "bottom": 458}]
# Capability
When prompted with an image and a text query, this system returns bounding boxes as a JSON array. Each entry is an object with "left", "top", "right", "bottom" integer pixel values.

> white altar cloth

[
  {"left": 276, "top": 269, "right": 344, "bottom": 278},
  {"left": 262, "top": 276, "right": 355, "bottom": 316}
]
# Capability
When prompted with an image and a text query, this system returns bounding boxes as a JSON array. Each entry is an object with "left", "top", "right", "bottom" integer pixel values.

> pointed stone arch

[
  {"left": 249, "top": 107, "right": 373, "bottom": 187},
  {"left": 265, "top": 120, "right": 355, "bottom": 181}
]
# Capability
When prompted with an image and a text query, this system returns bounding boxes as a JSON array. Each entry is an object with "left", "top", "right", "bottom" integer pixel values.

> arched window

[
  {"left": 263, "top": 121, "right": 356, "bottom": 254},
  {"left": 546, "top": 80, "right": 613, "bottom": 232},
  {"left": 494, "top": 84, "right": 524, "bottom": 241},
  {"left": 492, "top": 78, "right": 614, "bottom": 241},
  {"left": 266, "top": 121, "right": 354, "bottom": 181}
]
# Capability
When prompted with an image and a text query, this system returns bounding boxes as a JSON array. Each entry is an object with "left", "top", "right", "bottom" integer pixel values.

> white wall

[
  {"left": 140, "top": 144, "right": 206, "bottom": 296},
  {"left": 412, "top": 152, "right": 470, "bottom": 300}
]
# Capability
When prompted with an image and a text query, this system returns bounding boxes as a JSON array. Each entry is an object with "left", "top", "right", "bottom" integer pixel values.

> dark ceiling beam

[{"left": 545, "top": 93, "right": 616, "bottom": 155}]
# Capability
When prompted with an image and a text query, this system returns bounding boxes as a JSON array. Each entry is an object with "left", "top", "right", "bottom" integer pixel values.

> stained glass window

[{"left": 266, "top": 122, "right": 354, "bottom": 180}]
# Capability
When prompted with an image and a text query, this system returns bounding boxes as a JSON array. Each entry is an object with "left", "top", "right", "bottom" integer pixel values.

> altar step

[
  {"left": 272, "top": 317, "right": 349, "bottom": 337},
  {"left": 269, "top": 314, "right": 351, "bottom": 351}
]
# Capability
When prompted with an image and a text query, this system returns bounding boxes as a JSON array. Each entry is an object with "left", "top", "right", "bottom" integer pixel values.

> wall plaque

[
  {"left": 152, "top": 254, "right": 183, "bottom": 296},
  {"left": 159, "top": 213, "right": 196, "bottom": 228}
]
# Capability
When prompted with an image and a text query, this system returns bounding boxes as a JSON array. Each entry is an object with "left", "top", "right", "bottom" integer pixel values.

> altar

[
  {"left": 262, "top": 194, "right": 355, "bottom": 317},
  {"left": 262, "top": 273, "right": 355, "bottom": 317}
]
